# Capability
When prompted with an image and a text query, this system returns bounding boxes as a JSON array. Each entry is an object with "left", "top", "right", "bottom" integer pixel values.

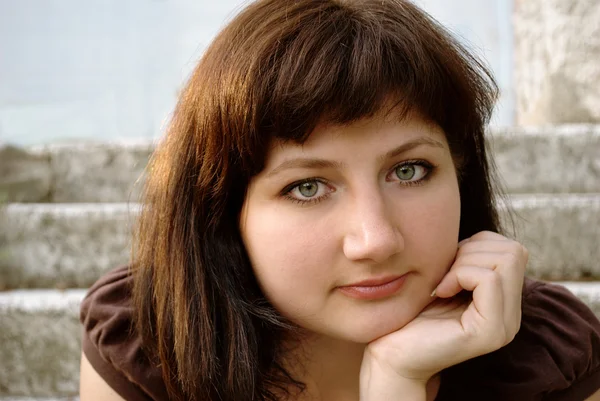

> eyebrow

[{"left": 264, "top": 136, "right": 446, "bottom": 178}]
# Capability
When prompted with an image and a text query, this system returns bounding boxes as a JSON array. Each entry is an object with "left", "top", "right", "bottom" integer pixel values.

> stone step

[
  {"left": 1, "top": 194, "right": 599, "bottom": 289},
  {"left": 489, "top": 125, "right": 600, "bottom": 194},
  {"left": 503, "top": 193, "right": 600, "bottom": 280},
  {"left": 0, "top": 204, "right": 137, "bottom": 290},
  {"left": 0, "top": 398, "right": 79, "bottom": 401},
  {"left": 0, "top": 290, "right": 84, "bottom": 398},
  {"left": 0, "top": 141, "right": 153, "bottom": 203},
  {"left": 1, "top": 125, "right": 599, "bottom": 203},
  {"left": 1, "top": 283, "right": 598, "bottom": 398}
]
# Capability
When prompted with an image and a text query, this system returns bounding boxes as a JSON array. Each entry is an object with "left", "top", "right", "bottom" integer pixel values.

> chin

[
  {"left": 332, "top": 312, "right": 418, "bottom": 344},
  {"left": 343, "top": 297, "right": 434, "bottom": 343}
]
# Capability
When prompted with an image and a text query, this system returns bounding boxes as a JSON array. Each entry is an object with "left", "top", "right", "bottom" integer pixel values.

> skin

[
  {"left": 240, "top": 111, "right": 535, "bottom": 400},
  {"left": 240, "top": 111, "right": 462, "bottom": 400},
  {"left": 360, "top": 229, "right": 529, "bottom": 399},
  {"left": 79, "top": 110, "right": 600, "bottom": 401},
  {"left": 80, "top": 352, "right": 126, "bottom": 401},
  {"left": 241, "top": 113, "right": 460, "bottom": 344}
]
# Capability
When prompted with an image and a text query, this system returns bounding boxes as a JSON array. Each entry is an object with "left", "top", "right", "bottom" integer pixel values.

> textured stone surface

[
  {"left": 0, "top": 398, "right": 78, "bottom": 401},
  {"left": 514, "top": 0, "right": 600, "bottom": 124},
  {"left": 490, "top": 125, "right": 600, "bottom": 193},
  {"left": 0, "top": 146, "right": 51, "bottom": 203},
  {"left": 1, "top": 126, "right": 600, "bottom": 203},
  {"left": 43, "top": 141, "right": 153, "bottom": 203},
  {"left": 1, "top": 141, "right": 152, "bottom": 203},
  {"left": 1, "top": 195, "right": 599, "bottom": 289},
  {"left": 0, "top": 283, "right": 598, "bottom": 397},
  {"left": 503, "top": 194, "right": 600, "bottom": 280},
  {"left": 0, "top": 290, "right": 84, "bottom": 397},
  {"left": 0, "top": 204, "right": 137, "bottom": 290}
]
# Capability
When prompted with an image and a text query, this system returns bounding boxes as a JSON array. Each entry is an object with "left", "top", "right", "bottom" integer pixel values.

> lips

[{"left": 337, "top": 274, "right": 409, "bottom": 300}]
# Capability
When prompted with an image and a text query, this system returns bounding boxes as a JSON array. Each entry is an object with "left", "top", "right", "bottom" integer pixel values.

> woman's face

[{"left": 240, "top": 112, "right": 461, "bottom": 343}]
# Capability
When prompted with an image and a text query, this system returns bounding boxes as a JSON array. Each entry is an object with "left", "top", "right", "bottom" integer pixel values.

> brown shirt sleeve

[
  {"left": 80, "top": 265, "right": 168, "bottom": 401},
  {"left": 438, "top": 278, "right": 600, "bottom": 401},
  {"left": 524, "top": 280, "right": 600, "bottom": 401},
  {"left": 81, "top": 269, "right": 600, "bottom": 401}
]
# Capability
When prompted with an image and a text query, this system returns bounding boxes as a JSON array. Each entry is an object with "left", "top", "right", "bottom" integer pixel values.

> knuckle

[
  {"left": 486, "top": 269, "right": 502, "bottom": 285},
  {"left": 504, "top": 251, "right": 519, "bottom": 264},
  {"left": 473, "top": 230, "right": 496, "bottom": 240},
  {"left": 506, "top": 239, "right": 522, "bottom": 252},
  {"left": 509, "top": 240, "right": 529, "bottom": 259},
  {"left": 504, "top": 252, "right": 521, "bottom": 266},
  {"left": 503, "top": 251, "right": 527, "bottom": 272}
]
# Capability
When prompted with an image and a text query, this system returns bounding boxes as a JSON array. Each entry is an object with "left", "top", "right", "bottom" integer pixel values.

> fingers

[
  {"left": 432, "top": 231, "right": 527, "bottom": 347},
  {"left": 440, "top": 249, "right": 526, "bottom": 329},
  {"left": 435, "top": 233, "right": 527, "bottom": 297},
  {"left": 457, "top": 230, "right": 509, "bottom": 246},
  {"left": 453, "top": 265, "right": 505, "bottom": 341}
]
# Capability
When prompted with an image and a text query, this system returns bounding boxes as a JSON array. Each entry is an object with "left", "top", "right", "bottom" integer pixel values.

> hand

[{"left": 361, "top": 231, "right": 528, "bottom": 391}]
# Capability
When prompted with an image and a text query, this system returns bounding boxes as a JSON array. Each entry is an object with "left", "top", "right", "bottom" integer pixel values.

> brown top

[{"left": 80, "top": 265, "right": 600, "bottom": 401}]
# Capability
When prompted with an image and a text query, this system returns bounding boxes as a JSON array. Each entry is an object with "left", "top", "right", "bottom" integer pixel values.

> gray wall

[{"left": 0, "top": 0, "right": 513, "bottom": 146}]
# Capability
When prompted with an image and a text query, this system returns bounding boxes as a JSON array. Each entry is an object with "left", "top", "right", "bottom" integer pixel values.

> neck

[
  {"left": 281, "top": 334, "right": 441, "bottom": 401},
  {"left": 286, "top": 334, "right": 364, "bottom": 401}
]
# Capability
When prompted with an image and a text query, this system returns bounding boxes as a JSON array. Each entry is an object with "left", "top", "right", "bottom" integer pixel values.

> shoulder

[
  {"left": 80, "top": 265, "right": 169, "bottom": 401},
  {"left": 438, "top": 278, "right": 600, "bottom": 401}
]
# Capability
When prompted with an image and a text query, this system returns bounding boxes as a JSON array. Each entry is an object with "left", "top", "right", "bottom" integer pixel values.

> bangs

[
  {"left": 191, "top": 0, "right": 498, "bottom": 177},
  {"left": 134, "top": 3, "right": 504, "bottom": 399},
  {"left": 246, "top": 0, "right": 497, "bottom": 146}
]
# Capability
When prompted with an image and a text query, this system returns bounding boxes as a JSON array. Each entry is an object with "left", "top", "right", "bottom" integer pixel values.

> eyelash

[
  {"left": 280, "top": 160, "right": 436, "bottom": 206},
  {"left": 392, "top": 159, "right": 435, "bottom": 187}
]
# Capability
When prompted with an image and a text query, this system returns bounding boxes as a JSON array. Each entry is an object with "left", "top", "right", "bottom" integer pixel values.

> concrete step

[
  {"left": 0, "top": 284, "right": 598, "bottom": 397},
  {"left": 1, "top": 125, "right": 599, "bottom": 203},
  {"left": 0, "top": 141, "right": 152, "bottom": 203},
  {"left": 489, "top": 125, "right": 600, "bottom": 194},
  {"left": 1, "top": 194, "right": 599, "bottom": 289},
  {"left": 0, "top": 290, "right": 84, "bottom": 398},
  {"left": 0, "top": 398, "right": 79, "bottom": 401},
  {"left": 0, "top": 204, "right": 137, "bottom": 290},
  {"left": 505, "top": 193, "right": 600, "bottom": 280}
]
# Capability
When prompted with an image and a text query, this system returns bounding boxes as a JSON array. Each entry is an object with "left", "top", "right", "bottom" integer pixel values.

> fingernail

[{"left": 430, "top": 288, "right": 437, "bottom": 297}]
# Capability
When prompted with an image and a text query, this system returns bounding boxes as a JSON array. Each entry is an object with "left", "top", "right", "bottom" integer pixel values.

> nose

[{"left": 342, "top": 193, "right": 404, "bottom": 264}]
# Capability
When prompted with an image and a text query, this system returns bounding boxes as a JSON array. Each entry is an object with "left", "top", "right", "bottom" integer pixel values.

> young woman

[{"left": 79, "top": 0, "right": 600, "bottom": 400}]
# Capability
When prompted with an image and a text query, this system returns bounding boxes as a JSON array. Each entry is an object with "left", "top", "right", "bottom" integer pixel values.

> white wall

[
  {"left": 0, "top": 0, "right": 513, "bottom": 146},
  {"left": 415, "top": 0, "right": 514, "bottom": 126}
]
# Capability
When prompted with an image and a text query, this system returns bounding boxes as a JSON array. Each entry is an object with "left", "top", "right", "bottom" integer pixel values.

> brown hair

[{"left": 132, "top": 0, "right": 502, "bottom": 400}]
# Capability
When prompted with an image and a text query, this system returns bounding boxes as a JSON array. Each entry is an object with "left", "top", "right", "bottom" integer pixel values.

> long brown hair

[{"left": 132, "top": 0, "right": 501, "bottom": 400}]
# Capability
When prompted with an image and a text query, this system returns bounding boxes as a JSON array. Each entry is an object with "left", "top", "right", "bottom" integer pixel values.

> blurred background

[
  {"left": 1, "top": 1, "right": 599, "bottom": 400},
  {"left": 0, "top": 0, "right": 515, "bottom": 146}
]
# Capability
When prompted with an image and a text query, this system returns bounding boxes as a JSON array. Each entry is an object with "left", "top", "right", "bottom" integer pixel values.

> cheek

[
  {"left": 241, "top": 204, "right": 335, "bottom": 306},
  {"left": 411, "top": 193, "right": 460, "bottom": 239},
  {"left": 397, "top": 180, "right": 461, "bottom": 270}
]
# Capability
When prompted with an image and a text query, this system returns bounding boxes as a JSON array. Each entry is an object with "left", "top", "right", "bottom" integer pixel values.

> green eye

[
  {"left": 395, "top": 165, "right": 416, "bottom": 180},
  {"left": 298, "top": 181, "right": 319, "bottom": 197}
]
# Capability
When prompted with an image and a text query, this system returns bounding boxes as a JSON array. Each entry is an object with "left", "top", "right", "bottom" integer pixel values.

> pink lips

[{"left": 337, "top": 274, "right": 409, "bottom": 300}]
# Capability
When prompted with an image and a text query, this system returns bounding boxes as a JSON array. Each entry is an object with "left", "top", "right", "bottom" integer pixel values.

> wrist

[{"left": 360, "top": 356, "right": 428, "bottom": 401}]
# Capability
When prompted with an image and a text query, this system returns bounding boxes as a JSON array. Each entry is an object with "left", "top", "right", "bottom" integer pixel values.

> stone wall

[{"left": 515, "top": 0, "right": 600, "bottom": 124}]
